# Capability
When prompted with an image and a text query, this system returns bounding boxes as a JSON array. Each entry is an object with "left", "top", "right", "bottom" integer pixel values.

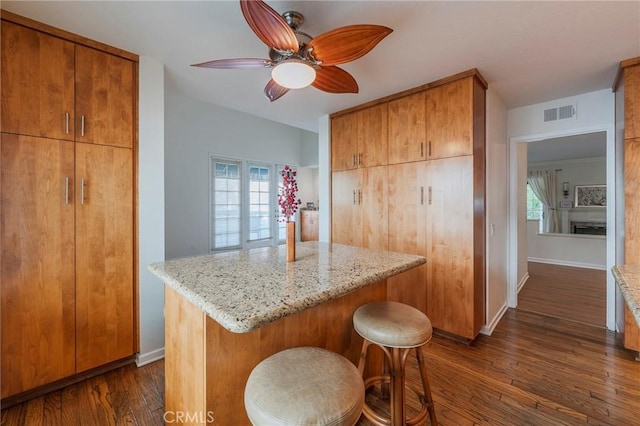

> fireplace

[{"left": 571, "top": 221, "right": 606, "bottom": 235}]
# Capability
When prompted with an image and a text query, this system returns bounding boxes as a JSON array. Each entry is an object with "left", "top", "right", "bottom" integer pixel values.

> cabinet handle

[
  {"left": 428, "top": 186, "right": 432, "bottom": 205},
  {"left": 65, "top": 177, "right": 70, "bottom": 205},
  {"left": 81, "top": 178, "right": 85, "bottom": 205},
  {"left": 353, "top": 189, "right": 357, "bottom": 205},
  {"left": 358, "top": 189, "right": 362, "bottom": 205},
  {"left": 81, "top": 115, "right": 85, "bottom": 137},
  {"left": 420, "top": 142, "right": 424, "bottom": 157},
  {"left": 65, "top": 112, "right": 70, "bottom": 135},
  {"left": 352, "top": 153, "right": 356, "bottom": 167},
  {"left": 420, "top": 186, "right": 424, "bottom": 205},
  {"left": 358, "top": 152, "right": 362, "bottom": 166},
  {"left": 428, "top": 141, "right": 432, "bottom": 157}
]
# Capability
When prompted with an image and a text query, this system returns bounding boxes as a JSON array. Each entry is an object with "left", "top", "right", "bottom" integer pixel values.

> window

[
  {"left": 211, "top": 160, "right": 242, "bottom": 250},
  {"left": 526, "top": 184, "right": 543, "bottom": 220},
  {"left": 210, "top": 157, "right": 296, "bottom": 251},
  {"left": 248, "top": 164, "right": 272, "bottom": 242}
]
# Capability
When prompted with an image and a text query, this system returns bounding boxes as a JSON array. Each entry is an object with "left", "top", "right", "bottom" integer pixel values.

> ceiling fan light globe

[{"left": 271, "top": 60, "right": 316, "bottom": 89}]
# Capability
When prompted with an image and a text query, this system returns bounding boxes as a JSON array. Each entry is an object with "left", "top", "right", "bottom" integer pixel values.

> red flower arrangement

[{"left": 278, "top": 165, "right": 301, "bottom": 223}]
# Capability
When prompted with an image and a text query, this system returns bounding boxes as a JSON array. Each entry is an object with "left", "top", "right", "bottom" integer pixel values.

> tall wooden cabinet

[
  {"left": 331, "top": 70, "right": 486, "bottom": 340},
  {"left": 0, "top": 12, "right": 137, "bottom": 399},
  {"left": 614, "top": 57, "right": 640, "bottom": 354}
]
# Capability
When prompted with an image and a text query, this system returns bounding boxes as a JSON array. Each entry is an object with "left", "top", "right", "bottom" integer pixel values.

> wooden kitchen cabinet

[
  {"left": 75, "top": 143, "right": 134, "bottom": 372},
  {"left": 330, "top": 69, "right": 486, "bottom": 340},
  {"left": 331, "top": 104, "right": 388, "bottom": 171},
  {"left": 425, "top": 77, "right": 475, "bottom": 159},
  {"left": 331, "top": 167, "right": 388, "bottom": 250},
  {"left": 0, "top": 21, "right": 75, "bottom": 140},
  {"left": 387, "top": 162, "right": 428, "bottom": 314},
  {"left": 0, "top": 11, "right": 137, "bottom": 400},
  {"left": 0, "top": 134, "right": 76, "bottom": 398},
  {"left": 300, "top": 210, "right": 319, "bottom": 241},
  {"left": 426, "top": 156, "right": 484, "bottom": 339},
  {"left": 75, "top": 45, "right": 135, "bottom": 148},
  {"left": 625, "top": 64, "right": 640, "bottom": 140},
  {"left": 388, "top": 92, "right": 426, "bottom": 164}
]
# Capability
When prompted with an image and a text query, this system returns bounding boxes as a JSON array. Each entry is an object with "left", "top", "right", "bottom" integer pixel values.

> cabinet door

[
  {"left": 1, "top": 21, "right": 75, "bottom": 140},
  {"left": 75, "top": 143, "right": 134, "bottom": 372},
  {"left": 358, "top": 104, "right": 388, "bottom": 167},
  {"left": 361, "top": 166, "right": 388, "bottom": 250},
  {"left": 331, "top": 170, "right": 362, "bottom": 247},
  {"left": 425, "top": 78, "right": 473, "bottom": 159},
  {"left": 387, "top": 162, "right": 428, "bottom": 313},
  {"left": 426, "top": 156, "right": 475, "bottom": 338},
  {"left": 625, "top": 65, "right": 640, "bottom": 140},
  {"left": 301, "top": 211, "right": 319, "bottom": 242},
  {"left": 75, "top": 46, "right": 134, "bottom": 148},
  {"left": 388, "top": 92, "right": 426, "bottom": 164},
  {"left": 1, "top": 134, "right": 75, "bottom": 398},
  {"left": 331, "top": 113, "right": 358, "bottom": 171}
]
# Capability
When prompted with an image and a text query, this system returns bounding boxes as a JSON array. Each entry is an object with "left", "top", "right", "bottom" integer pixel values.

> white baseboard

[
  {"left": 136, "top": 347, "right": 165, "bottom": 367},
  {"left": 527, "top": 257, "right": 606, "bottom": 271},
  {"left": 517, "top": 272, "right": 530, "bottom": 294},
  {"left": 481, "top": 302, "right": 508, "bottom": 336}
]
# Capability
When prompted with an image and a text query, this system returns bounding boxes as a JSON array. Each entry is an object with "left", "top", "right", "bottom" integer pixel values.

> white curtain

[{"left": 527, "top": 170, "right": 558, "bottom": 233}]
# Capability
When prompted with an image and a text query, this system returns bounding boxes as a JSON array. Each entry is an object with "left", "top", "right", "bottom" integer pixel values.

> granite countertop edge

[
  {"left": 612, "top": 264, "right": 640, "bottom": 327},
  {"left": 149, "top": 243, "right": 425, "bottom": 334}
]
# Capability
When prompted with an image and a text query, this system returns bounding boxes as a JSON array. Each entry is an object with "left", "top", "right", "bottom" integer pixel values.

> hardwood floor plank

[
  {"left": 518, "top": 262, "right": 606, "bottom": 327},
  {"left": 2, "top": 309, "right": 640, "bottom": 426}
]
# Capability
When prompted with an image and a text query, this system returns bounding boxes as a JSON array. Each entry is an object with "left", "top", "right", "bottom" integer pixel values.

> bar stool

[
  {"left": 353, "top": 301, "right": 437, "bottom": 426},
  {"left": 244, "top": 346, "right": 365, "bottom": 425}
]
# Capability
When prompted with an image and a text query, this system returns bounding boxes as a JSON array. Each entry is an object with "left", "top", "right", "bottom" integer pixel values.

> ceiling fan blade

[
  {"left": 240, "top": 0, "right": 299, "bottom": 52},
  {"left": 312, "top": 66, "right": 358, "bottom": 94},
  {"left": 191, "top": 58, "right": 273, "bottom": 69},
  {"left": 264, "top": 79, "right": 290, "bottom": 102},
  {"left": 306, "top": 25, "right": 393, "bottom": 66}
]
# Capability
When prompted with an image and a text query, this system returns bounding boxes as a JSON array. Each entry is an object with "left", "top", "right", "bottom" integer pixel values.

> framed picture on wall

[
  {"left": 559, "top": 200, "right": 573, "bottom": 209},
  {"left": 574, "top": 184, "right": 606, "bottom": 207}
]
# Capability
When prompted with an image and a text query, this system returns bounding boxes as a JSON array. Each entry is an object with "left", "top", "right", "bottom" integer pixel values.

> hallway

[{"left": 517, "top": 261, "right": 606, "bottom": 327}]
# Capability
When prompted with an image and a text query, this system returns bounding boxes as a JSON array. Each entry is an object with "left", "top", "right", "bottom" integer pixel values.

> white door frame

[{"left": 508, "top": 124, "right": 616, "bottom": 330}]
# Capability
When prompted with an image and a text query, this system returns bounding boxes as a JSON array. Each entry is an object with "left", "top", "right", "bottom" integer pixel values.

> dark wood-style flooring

[
  {"left": 3, "top": 309, "right": 640, "bottom": 425},
  {"left": 518, "top": 262, "right": 606, "bottom": 328}
]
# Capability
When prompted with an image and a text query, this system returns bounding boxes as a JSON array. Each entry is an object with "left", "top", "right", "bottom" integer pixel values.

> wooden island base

[{"left": 165, "top": 281, "right": 388, "bottom": 424}]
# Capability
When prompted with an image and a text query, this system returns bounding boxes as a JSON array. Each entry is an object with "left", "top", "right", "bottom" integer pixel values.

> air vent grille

[{"left": 543, "top": 104, "right": 576, "bottom": 122}]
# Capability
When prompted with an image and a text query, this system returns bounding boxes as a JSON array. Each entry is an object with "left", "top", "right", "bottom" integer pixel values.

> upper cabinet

[
  {"left": 1, "top": 20, "right": 135, "bottom": 148},
  {"left": 75, "top": 45, "right": 134, "bottom": 148},
  {"left": 331, "top": 104, "right": 388, "bottom": 171},
  {"left": 625, "top": 64, "right": 640, "bottom": 140},
  {"left": 388, "top": 92, "right": 426, "bottom": 164},
  {"left": 1, "top": 21, "right": 75, "bottom": 140},
  {"left": 425, "top": 78, "right": 474, "bottom": 159}
]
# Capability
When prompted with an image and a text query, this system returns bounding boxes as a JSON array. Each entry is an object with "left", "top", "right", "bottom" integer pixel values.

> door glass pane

[
  {"left": 248, "top": 164, "right": 271, "bottom": 242},
  {"left": 211, "top": 160, "right": 242, "bottom": 250}
]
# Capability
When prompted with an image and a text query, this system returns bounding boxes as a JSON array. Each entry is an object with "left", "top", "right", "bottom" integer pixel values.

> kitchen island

[{"left": 149, "top": 242, "right": 425, "bottom": 424}]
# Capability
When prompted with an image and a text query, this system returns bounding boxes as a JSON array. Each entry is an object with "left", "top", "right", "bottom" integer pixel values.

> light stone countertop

[
  {"left": 149, "top": 242, "right": 426, "bottom": 333},
  {"left": 612, "top": 264, "right": 640, "bottom": 327}
]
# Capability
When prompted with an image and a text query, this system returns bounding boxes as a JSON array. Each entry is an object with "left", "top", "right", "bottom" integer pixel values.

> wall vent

[{"left": 543, "top": 103, "right": 576, "bottom": 122}]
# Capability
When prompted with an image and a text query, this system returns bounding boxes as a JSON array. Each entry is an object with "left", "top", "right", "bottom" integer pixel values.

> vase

[{"left": 286, "top": 221, "right": 296, "bottom": 262}]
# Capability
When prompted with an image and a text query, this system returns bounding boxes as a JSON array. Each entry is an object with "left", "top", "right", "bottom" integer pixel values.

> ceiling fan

[{"left": 192, "top": 0, "right": 393, "bottom": 102}]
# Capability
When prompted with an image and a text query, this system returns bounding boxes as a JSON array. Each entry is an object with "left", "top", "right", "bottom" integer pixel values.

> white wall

[
  {"left": 300, "top": 131, "right": 319, "bottom": 167},
  {"left": 508, "top": 88, "right": 616, "bottom": 329},
  {"left": 528, "top": 156, "right": 606, "bottom": 229},
  {"left": 516, "top": 144, "right": 529, "bottom": 293},
  {"left": 527, "top": 220, "right": 606, "bottom": 269},
  {"left": 137, "top": 56, "right": 166, "bottom": 365},
  {"left": 164, "top": 88, "right": 307, "bottom": 259},
  {"left": 318, "top": 115, "right": 331, "bottom": 242},
  {"left": 483, "top": 88, "right": 509, "bottom": 334},
  {"left": 297, "top": 167, "right": 319, "bottom": 208}
]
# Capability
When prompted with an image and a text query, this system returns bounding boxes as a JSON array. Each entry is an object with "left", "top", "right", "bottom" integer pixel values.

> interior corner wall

[
  {"left": 300, "top": 130, "right": 319, "bottom": 167},
  {"left": 137, "top": 56, "right": 166, "bottom": 365},
  {"left": 164, "top": 88, "right": 305, "bottom": 259},
  {"left": 318, "top": 115, "right": 331, "bottom": 242},
  {"left": 484, "top": 88, "right": 509, "bottom": 334}
]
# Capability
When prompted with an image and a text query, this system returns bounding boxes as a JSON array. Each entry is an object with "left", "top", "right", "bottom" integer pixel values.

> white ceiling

[
  {"left": 3, "top": 1, "right": 639, "bottom": 133},
  {"left": 527, "top": 131, "right": 607, "bottom": 163}
]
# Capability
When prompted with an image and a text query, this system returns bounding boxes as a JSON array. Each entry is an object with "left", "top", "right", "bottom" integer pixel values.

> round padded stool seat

[
  {"left": 353, "top": 301, "right": 432, "bottom": 349},
  {"left": 244, "top": 347, "right": 365, "bottom": 426}
]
